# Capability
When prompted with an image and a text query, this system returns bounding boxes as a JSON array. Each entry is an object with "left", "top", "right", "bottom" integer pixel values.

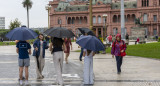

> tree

[
  {"left": 34, "top": 30, "right": 40, "bottom": 35},
  {"left": 9, "top": 18, "right": 21, "bottom": 30},
  {"left": 22, "top": 0, "right": 33, "bottom": 28}
]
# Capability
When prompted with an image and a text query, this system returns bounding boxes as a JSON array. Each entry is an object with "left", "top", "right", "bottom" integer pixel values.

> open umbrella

[
  {"left": 44, "top": 27, "right": 75, "bottom": 38},
  {"left": 78, "top": 28, "right": 95, "bottom": 36},
  {"left": 76, "top": 35, "right": 105, "bottom": 51},
  {"left": 6, "top": 26, "right": 38, "bottom": 41}
]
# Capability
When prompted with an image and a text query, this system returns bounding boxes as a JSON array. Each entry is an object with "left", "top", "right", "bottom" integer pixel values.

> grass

[
  {"left": 106, "top": 42, "right": 160, "bottom": 59},
  {"left": 0, "top": 42, "right": 16, "bottom": 45},
  {"left": 75, "top": 42, "right": 160, "bottom": 59}
]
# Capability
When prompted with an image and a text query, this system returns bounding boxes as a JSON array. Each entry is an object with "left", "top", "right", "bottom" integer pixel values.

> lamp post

[
  {"left": 45, "top": 5, "right": 52, "bottom": 29},
  {"left": 103, "top": 14, "right": 108, "bottom": 37},
  {"left": 89, "top": 0, "right": 93, "bottom": 30},
  {"left": 121, "top": 0, "right": 125, "bottom": 40}
]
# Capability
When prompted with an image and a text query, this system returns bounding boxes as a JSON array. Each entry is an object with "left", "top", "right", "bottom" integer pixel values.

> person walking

[
  {"left": 83, "top": 49, "right": 95, "bottom": 85},
  {"left": 45, "top": 36, "right": 50, "bottom": 46},
  {"left": 108, "top": 34, "right": 112, "bottom": 45},
  {"left": 16, "top": 40, "right": 31, "bottom": 85},
  {"left": 33, "top": 34, "right": 48, "bottom": 79},
  {"left": 79, "top": 34, "right": 84, "bottom": 61},
  {"left": 125, "top": 34, "right": 129, "bottom": 45},
  {"left": 49, "top": 37, "right": 66, "bottom": 86},
  {"left": 111, "top": 34, "right": 127, "bottom": 74},
  {"left": 64, "top": 38, "right": 72, "bottom": 64}
]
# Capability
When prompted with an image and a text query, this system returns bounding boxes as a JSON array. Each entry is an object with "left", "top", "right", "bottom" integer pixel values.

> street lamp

[
  {"left": 103, "top": 14, "right": 108, "bottom": 37},
  {"left": 121, "top": 0, "right": 125, "bottom": 40},
  {"left": 45, "top": 5, "right": 52, "bottom": 29}
]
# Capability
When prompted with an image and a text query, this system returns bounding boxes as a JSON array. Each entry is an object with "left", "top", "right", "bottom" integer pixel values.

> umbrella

[
  {"left": 44, "top": 27, "right": 75, "bottom": 38},
  {"left": 76, "top": 35, "right": 105, "bottom": 51},
  {"left": 78, "top": 28, "right": 95, "bottom": 36},
  {"left": 6, "top": 26, "right": 38, "bottom": 41}
]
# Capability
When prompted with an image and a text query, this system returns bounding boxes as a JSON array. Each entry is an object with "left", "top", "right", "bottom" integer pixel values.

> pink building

[{"left": 49, "top": 0, "right": 160, "bottom": 38}]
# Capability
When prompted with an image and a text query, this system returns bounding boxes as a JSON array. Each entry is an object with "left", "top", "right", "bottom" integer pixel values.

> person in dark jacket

[{"left": 33, "top": 34, "right": 48, "bottom": 79}]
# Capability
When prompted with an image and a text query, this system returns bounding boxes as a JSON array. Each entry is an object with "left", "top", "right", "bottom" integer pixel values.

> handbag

[{"left": 120, "top": 52, "right": 126, "bottom": 56}]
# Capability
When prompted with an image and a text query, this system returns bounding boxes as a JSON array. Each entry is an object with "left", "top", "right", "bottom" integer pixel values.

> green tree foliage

[
  {"left": 22, "top": 0, "right": 33, "bottom": 28},
  {"left": 9, "top": 18, "right": 21, "bottom": 30}
]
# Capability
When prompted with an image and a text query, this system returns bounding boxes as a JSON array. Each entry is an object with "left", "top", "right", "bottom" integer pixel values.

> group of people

[{"left": 16, "top": 33, "right": 127, "bottom": 86}]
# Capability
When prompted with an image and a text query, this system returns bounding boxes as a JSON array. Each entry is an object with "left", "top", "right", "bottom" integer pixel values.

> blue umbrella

[
  {"left": 6, "top": 26, "right": 38, "bottom": 41},
  {"left": 76, "top": 35, "right": 105, "bottom": 51}
]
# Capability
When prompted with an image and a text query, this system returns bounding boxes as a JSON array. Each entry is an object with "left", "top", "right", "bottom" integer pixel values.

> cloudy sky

[{"left": 0, "top": 0, "right": 52, "bottom": 29}]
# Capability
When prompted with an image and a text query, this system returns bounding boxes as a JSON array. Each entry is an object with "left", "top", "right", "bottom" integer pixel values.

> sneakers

[
  {"left": 25, "top": 80, "right": 29, "bottom": 86},
  {"left": 19, "top": 80, "right": 23, "bottom": 86}
]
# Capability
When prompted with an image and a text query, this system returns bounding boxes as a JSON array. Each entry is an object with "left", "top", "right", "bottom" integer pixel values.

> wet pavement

[{"left": 0, "top": 43, "right": 160, "bottom": 86}]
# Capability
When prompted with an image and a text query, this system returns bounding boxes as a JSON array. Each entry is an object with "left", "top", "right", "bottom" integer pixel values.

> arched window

[
  {"left": 142, "top": 0, "right": 144, "bottom": 7},
  {"left": 144, "top": 0, "right": 146, "bottom": 7},
  {"left": 72, "top": 18, "right": 75, "bottom": 24},
  {"left": 113, "top": 15, "right": 117, "bottom": 23},
  {"left": 143, "top": 13, "right": 148, "bottom": 22},
  {"left": 113, "top": 28, "right": 118, "bottom": 35},
  {"left": 98, "top": 16, "right": 101, "bottom": 24},
  {"left": 93, "top": 16, "right": 96, "bottom": 24},
  {"left": 147, "top": 0, "right": 149, "bottom": 7}
]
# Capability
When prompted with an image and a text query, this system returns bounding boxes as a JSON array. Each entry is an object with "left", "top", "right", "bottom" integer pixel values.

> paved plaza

[{"left": 0, "top": 42, "right": 160, "bottom": 86}]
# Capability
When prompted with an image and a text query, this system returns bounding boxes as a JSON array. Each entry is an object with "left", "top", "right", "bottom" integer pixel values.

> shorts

[{"left": 18, "top": 58, "right": 30, "bottom": 67}]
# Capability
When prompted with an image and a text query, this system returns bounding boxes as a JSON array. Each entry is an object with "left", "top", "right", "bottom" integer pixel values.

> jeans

[
  {"left": 116, "top": 56, "right": 123, "bottom": 72},
  {"left": 79, "top": 48, "right": 83, "bottom": 60}
]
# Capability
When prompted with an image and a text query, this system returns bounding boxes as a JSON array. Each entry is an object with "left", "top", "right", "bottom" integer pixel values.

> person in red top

[
  {"left": 111, "top": 34, "right": 127, "bottom": 74},
  {"left": 137, "top": 37, "right": 140, "bottom": 44},
  {"left": 64, "top": 38, "right": 72, "bottom": 64},
  {"left": 108, "top": 34, "right": 112, "bottom": 44}
]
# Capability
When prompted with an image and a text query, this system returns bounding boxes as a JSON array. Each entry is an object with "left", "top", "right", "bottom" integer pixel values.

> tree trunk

[{"left": 27, "top": 6, "right": 29, "bottom": 28}]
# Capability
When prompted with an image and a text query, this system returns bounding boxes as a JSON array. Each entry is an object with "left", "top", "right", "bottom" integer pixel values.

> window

[
  {"left": 98, "top": 16, "right": 101, "bottom": 24},
  {"left": 79, "top": 18, "right": 82, "bottom": 24},
  {"left": 144, "top": 0, "right": 146, "bottom": 7},
  {"left": 103, "top": 17, "right": 106, "bottom": 23},
  {"left": 113, "top": 28, "right": 118, "bottom": 35},
  {"left": 153, "top": 15, "right": 157, "bottom": 22},
  {"left": 93, "top": 16, "right": 96, "bottom": 24},
  {"left": 58, "top": 19, "right": 62, "bottom": 24},
  {"left": 143, "top": 13, "right": 148, "bottom": 22},
  {"left": 142, "top": 0, "right": 143, "bottom": 7},
  {"left": 72, "top": 18, "right": 75, "bottom": 24},
  {"left": 153, "top": 29, "right": 157, "bottom": 36},
  {"left": 147, "top": 0, "right": 149, "bottom": 7}
]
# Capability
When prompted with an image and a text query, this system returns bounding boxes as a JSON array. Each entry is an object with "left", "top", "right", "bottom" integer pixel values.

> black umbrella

[
  {"left": 44, "top": 27, "right": 75, "bottom": 38},
  {"left": 78, "top": 28, "right": 95, "bottom": 36}
]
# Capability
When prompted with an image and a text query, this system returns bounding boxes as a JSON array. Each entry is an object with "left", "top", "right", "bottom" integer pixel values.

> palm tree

[{"left": 22, "top": 0, "right": 33, "bottom": 28}]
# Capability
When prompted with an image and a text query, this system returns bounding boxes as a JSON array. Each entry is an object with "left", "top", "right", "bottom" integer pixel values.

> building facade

[
  {"left": 49, "top": 0, "right": 160, "bottom": 38},
  {"left": 0, "top": 17, "right": 5, "bottom": 29}
]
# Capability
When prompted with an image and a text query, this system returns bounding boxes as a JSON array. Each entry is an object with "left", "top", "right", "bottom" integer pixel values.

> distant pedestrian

[
  {"left": 112, "top": 35, "right": 116, "bottom": 43},
  {"left": 155, "top": 35, "right": 158, "bottom": 41},
  {"left": 16, "top": 40, "right": 31, "bottom": 85},
  {"left": 108, "top": 34, "right": 112, "bottom": 45},
  {"left": 79, "top": 33, "right": 88, "bottom": 61},
  {"left": 105, "top": 35, "right": 108, "bottom": 44},
  {"left": 1, "top": 38, "right": 4, "bottom": 42},
  {"left": 83, "top": 49, "right": 95, "bottom": 85},
  {"left": 79, "top": 34, "right": 84, "bottom": 61},
  {"left": 111, "top": 34, "right": 127, "bottom": 74},
  {"left": 45, "top": 36, "right": 50, "bottom": 46},
  {"left": 125, "top": 34, "right": 129, "bottom": 45},
  {"left": 137, "top": 37, "right": 140, "bottom": 44},
  {"left": 49, "top": 37, "right": 66, "bottom": 85},
  {"left": 33, "top": 34, "right": 48, "bottom": 79},
  {"left": 145, "top": 35, "right": 147, "bottom": 42},
  {"left": 64, "top": 38, "right": 72, "bottom": 64}
]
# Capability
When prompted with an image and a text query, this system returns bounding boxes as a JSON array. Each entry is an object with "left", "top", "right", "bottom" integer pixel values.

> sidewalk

[{"left": 0, "top": 44, "right": 160, "bottom": 86}]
